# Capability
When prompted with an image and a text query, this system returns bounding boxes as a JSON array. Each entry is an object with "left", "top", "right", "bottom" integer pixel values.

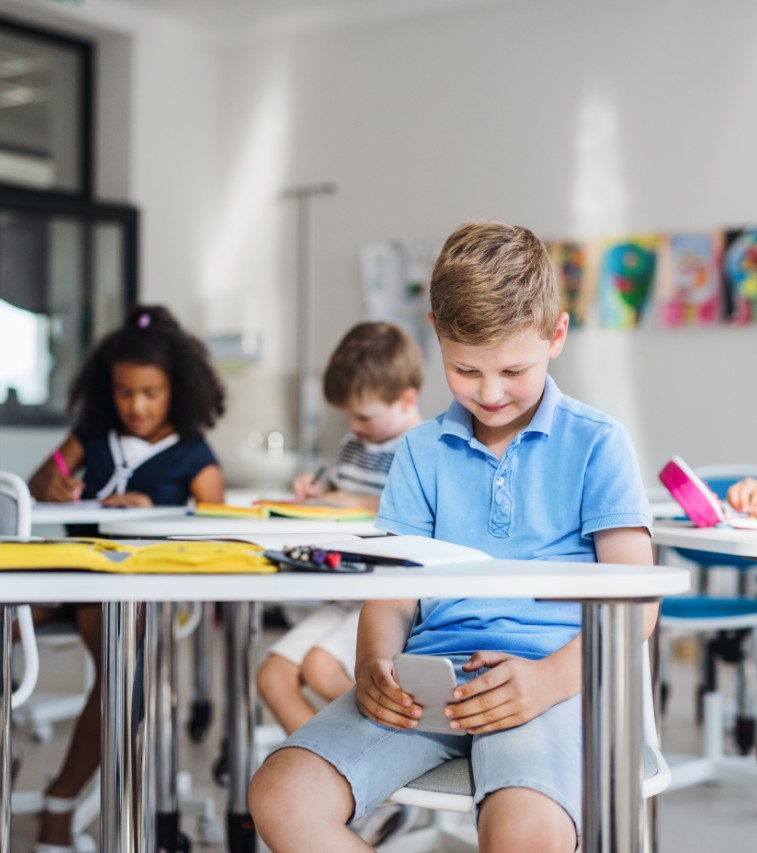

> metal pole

[
  {"left": 281, "top": 181, "right": 337, "bottom": 469},
  {"left": 189, "top": 601, "right": 215, "bottom": 741},
  {"left": 102, "top": 601, "right": 139, "bottom": 853},
  {"left": 155, "top": 602, "right": 180, "bottom": 849},
  {"left": 582, "top": 601, "right": 644, "bottom": 853},
  {"left": 137, "top": 603, "right": 156, "bottom": 853},
  {"left": 225, "top": 601, "right": 256, "bottom": 852},
  {"left": 0, "top": 606, "right": 11, "bottom": 852}
]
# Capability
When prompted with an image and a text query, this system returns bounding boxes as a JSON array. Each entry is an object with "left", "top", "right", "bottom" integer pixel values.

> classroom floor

[{"left": 9, "top": 619, "right": 757, "bottom": 852}]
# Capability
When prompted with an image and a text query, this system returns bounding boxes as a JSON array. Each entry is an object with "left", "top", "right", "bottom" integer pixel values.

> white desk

[
  {"left": 99, "top": 513, "right": 383, "bottom": 538},
  {"left": 0, "top": 555, "right": 689, "bottom": 853},
  {"left": 31, "top": 503, "right": 186, "bottom": 526},
  {"left": 654, "top": 520, "right": 757, "bottom": 558}
]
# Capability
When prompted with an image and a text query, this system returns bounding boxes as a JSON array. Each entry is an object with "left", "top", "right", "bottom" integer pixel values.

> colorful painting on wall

[
  {"left": 598, "top": 236, "right": 658, "bottom": 328},
  {"left": 656, "top": 232, "right": 723, "bottom": 327},
  {"left": 548, "top": 240, "right": 599, "bottom": 328},
  {"left": 722, "top": 227, "right": 757, "bottom": 324}
]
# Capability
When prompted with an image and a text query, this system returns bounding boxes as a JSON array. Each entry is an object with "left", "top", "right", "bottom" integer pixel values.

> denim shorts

[{"left": 269, "top": 655, "right": 582, "bottom": 837}]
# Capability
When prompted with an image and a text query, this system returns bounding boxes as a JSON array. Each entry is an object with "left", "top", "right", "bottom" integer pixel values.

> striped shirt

[{"left": 328, "top": 432, "right": 401, "bottom": 495}]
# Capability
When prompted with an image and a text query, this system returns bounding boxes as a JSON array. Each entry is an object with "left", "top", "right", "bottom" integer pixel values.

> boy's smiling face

[{"left": 437, "top": 314, "right": 568, "bottom": 453}]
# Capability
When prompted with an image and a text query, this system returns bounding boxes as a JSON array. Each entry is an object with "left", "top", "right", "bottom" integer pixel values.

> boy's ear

[
  {"left": 399, "top": 387, "right": 419, "bottom": 408},
  {"left": 427, "top": 311, "right": 436, "bottom": 331},
  {"left": 548, "top": 312, "right": 570, "bottom": 359}
]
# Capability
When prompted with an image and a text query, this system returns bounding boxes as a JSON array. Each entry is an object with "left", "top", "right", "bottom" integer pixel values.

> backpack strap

[{"left": 95, "top": 429, "right": 180, "bottom": 500}]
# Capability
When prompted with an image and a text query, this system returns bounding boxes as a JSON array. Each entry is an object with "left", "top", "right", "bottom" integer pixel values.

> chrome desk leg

[
  {"left": 154, "top": 601, "right": 185, "bottom": 851},
  {"left": 188, "top": 601, "right": 215, "bottom": 743},
  {"left": 225, "top": 601, "right": 257, "bottom": 852},
  {"left": 0, "top": 606, "right": 11, "bottom": 852},
  {"left": 138, "top": 603, "right": 156, "bottom": 853},
  {"left": 102, "top": 601, "right": 144, "bottom": 853},
  {"left": 582, "top": 601, "right": 644, "bottom": 853}
]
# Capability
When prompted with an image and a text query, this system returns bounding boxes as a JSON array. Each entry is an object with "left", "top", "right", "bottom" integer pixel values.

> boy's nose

[{"left": 479, "top": 378, "right": 504, "bottom": 405}]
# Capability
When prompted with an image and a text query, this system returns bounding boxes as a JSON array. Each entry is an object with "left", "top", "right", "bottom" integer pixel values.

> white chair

[
  {"left": 0, "top": 471, "right": 99, "bottom": 850},
  {"left": 659, "top": 463, "right": 757, "bottom": 788},
  {"left": 377, "top": 644, "right": 669, "bottom": 853}
]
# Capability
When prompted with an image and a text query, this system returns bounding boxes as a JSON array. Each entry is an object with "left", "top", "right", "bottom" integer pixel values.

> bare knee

[
  {"left": 478, "top": 788, "right": 576, "bottom": 853},
  {"left": 257, "top": 654, "right": 300, "bottom": 704},
  {"left": 301, "top": 647, "right": 353, "bottom": 700},
  {"left": 249, "top": 747, "right": 354, "bottom": 842}
]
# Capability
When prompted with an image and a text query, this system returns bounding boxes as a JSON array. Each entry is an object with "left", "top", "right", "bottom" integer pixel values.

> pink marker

[{"left": 53, "top": 450, "right": 71, "bottom": 478}]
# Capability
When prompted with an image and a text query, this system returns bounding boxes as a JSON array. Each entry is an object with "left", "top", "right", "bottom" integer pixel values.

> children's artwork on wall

[
  {"left": 360, "top": 241, "right": 440, "bottom": 353},
  {"left": 549, "top": 241, "right": 590, "bottom": 327},
  {"left": 598, "top": 235, "right": 658, "bottom": 329},
  {"left": 722, "top": 227, "right": 757, "bottom": 325},
  {"left": 656, "top": 232, "right": 723, "bottom": 327}
]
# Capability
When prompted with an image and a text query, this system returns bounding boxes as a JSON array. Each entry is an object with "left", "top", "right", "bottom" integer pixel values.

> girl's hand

[
  {"left": 355, "top": 656, "right": 423, "bottom": 730},
  {"left": 727, "top": 478, "right": 757, "bottom": 516},
  {"left": 444, "top": 651, "right": 557, "bottom": 735},
  {"left": 44, "top": 475, "right": 84, "bottom": 503},
  {"left": 292, "top": 472, "right": 325, "bottom": 501},
  {"left": 101, "top": 492, "right": 154, "bottom": 507}
]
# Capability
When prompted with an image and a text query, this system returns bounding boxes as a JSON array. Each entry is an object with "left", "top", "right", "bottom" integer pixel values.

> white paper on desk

[
  {"left": 313, "top": 535, "right": 493, "bottom": 566},
  {"left": 723, "top": 516, "right": 757, "bottom": 531},
  {"left": 170, "top": 532, "right": 362, "bottom": 550},
  {"left": 33, "top": 500, "right": 104, "bottom": 511}
]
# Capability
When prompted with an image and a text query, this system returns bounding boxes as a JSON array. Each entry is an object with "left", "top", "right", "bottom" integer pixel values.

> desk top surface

[
  {"left": 654, "top": 520, "right": 757, "bottom": 557},
  {"left": 98, "top": 513, "right": 383, "bottom": 537},
  {"left": 31, "top": 503, "right": 187, "bottom": 525},
  {"left": 0, "top": 557, "right": 690, "bottom": 603}
]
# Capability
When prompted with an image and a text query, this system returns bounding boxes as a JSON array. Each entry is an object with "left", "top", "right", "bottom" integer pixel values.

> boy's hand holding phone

[
  {"left": 355, "top": 656, "right": 423, "bottom": 730},
  {"left": 444, "top": 651, "right": 559, "bottom": 735}
]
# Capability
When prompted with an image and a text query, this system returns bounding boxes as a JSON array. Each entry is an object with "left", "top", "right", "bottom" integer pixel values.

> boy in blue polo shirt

[{"left": 250, "top": 221, "right": 658, "bottom": 853}]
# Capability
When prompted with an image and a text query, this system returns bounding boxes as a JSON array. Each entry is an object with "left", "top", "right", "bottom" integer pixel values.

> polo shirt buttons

[{"left": 496, "top": 476, "right": 504, "bottom": 486}]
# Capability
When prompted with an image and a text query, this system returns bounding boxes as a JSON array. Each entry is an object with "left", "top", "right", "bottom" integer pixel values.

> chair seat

[
  {"left": 662, "top": 595, "right": 757, "bottom": 629},
  {"left": 391, "top": 743, "right": 664, "bottom": 808}
]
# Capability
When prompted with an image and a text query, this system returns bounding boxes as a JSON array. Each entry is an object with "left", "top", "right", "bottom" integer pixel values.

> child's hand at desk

[
  {"left": 444, "top": 651, "right": 561, "bottom": 735},
  {"left": 101, "top": 491, "right": 154, "bottom": 508},
  {"left": 292, "top": 471, "right": 326, "bottom": 501},
  {"left": 726, "top": 477, "right": 757, "bottom": 517},
  {"left": 46, "top": 474, "right": 84, "bottom": 503},
  {"left": 355, "top": 656, "right": 423, "bottom": 730}
]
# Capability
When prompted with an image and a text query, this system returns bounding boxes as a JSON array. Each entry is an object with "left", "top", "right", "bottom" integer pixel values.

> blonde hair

[
  {"left": 430, "top": 221, "right": 559, "bottom": 344},
  {"left": 323, "top": 322, "right": 423, "bottom": 407}
]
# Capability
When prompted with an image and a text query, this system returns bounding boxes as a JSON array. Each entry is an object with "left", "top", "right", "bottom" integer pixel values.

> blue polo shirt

[{"left": 376, "top": 375, "right": 652, "bottom": 660}]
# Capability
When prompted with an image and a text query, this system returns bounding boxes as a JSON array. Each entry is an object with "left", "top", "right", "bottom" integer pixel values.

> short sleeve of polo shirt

[
  {"left": 579, "top": 420, "right": 651, "bottom": 538},
  {"left": 376, "top": 424, "right": 437, "bottom": 537}
]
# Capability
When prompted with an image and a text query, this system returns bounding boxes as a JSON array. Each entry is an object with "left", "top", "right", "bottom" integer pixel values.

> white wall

[
  {"left": 206, "top": 0, "right": 757, "bottom": 485},
  {"left": 1, "top": 0, "right": 756, "bottom": 486}
]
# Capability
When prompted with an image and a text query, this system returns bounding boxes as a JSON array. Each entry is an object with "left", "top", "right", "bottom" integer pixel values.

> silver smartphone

[{"left": 393, "top": 653, "right": 467, "bottom": 736}]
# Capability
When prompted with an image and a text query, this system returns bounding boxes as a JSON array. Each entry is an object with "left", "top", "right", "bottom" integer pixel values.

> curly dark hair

[{"left": 69, "top": 305, "right": 226, "bottom": 439}]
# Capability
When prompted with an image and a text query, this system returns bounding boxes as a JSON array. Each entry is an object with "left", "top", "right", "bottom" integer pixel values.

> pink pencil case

[{"left": 658, "top": 455, "right": 725, "bottom": 528}]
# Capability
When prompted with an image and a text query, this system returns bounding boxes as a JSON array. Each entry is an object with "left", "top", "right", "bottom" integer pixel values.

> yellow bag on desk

[
  {"left": 126, "top": 540, "right": 275, "bottom": 574},
  {"left": 0, "top": 538, "right": 276, "bottom": 574},
  {"left": 0, "top": 538, "right": 134, "bottom": 571}
]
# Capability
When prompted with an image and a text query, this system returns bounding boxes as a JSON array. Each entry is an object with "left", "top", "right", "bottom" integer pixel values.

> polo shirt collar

[{"left": 440, "top": 374, "right": 562, "bottom": 441}]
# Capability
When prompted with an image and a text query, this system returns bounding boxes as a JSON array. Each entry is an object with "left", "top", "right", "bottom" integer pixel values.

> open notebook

[
  {"left": 193, "top": 500, "right": 375, "bottom": 522},
  {"left": 658, "top": 456, "right": 757, "bottom": 530}
]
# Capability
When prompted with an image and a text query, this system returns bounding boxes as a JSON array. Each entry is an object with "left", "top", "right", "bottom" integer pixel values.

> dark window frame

[
  {"left": 0, "top": 188, "right": 139, "bottom": 427},
  {"left": 0, "top": 13, "right": 94, "bottom": 199}
]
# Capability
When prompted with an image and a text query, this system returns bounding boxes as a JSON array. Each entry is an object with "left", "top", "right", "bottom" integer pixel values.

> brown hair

[
  {"left": 323, "top": 322, "right": 424, "bottom": 407},
  {"left": 430, "top": 221, "right": 559, "bottom": 344}
]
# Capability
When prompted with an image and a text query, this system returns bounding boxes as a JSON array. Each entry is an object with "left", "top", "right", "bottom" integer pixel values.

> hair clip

[{"left": 138, "top": 313, "right": 151, "bottom": 328}]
